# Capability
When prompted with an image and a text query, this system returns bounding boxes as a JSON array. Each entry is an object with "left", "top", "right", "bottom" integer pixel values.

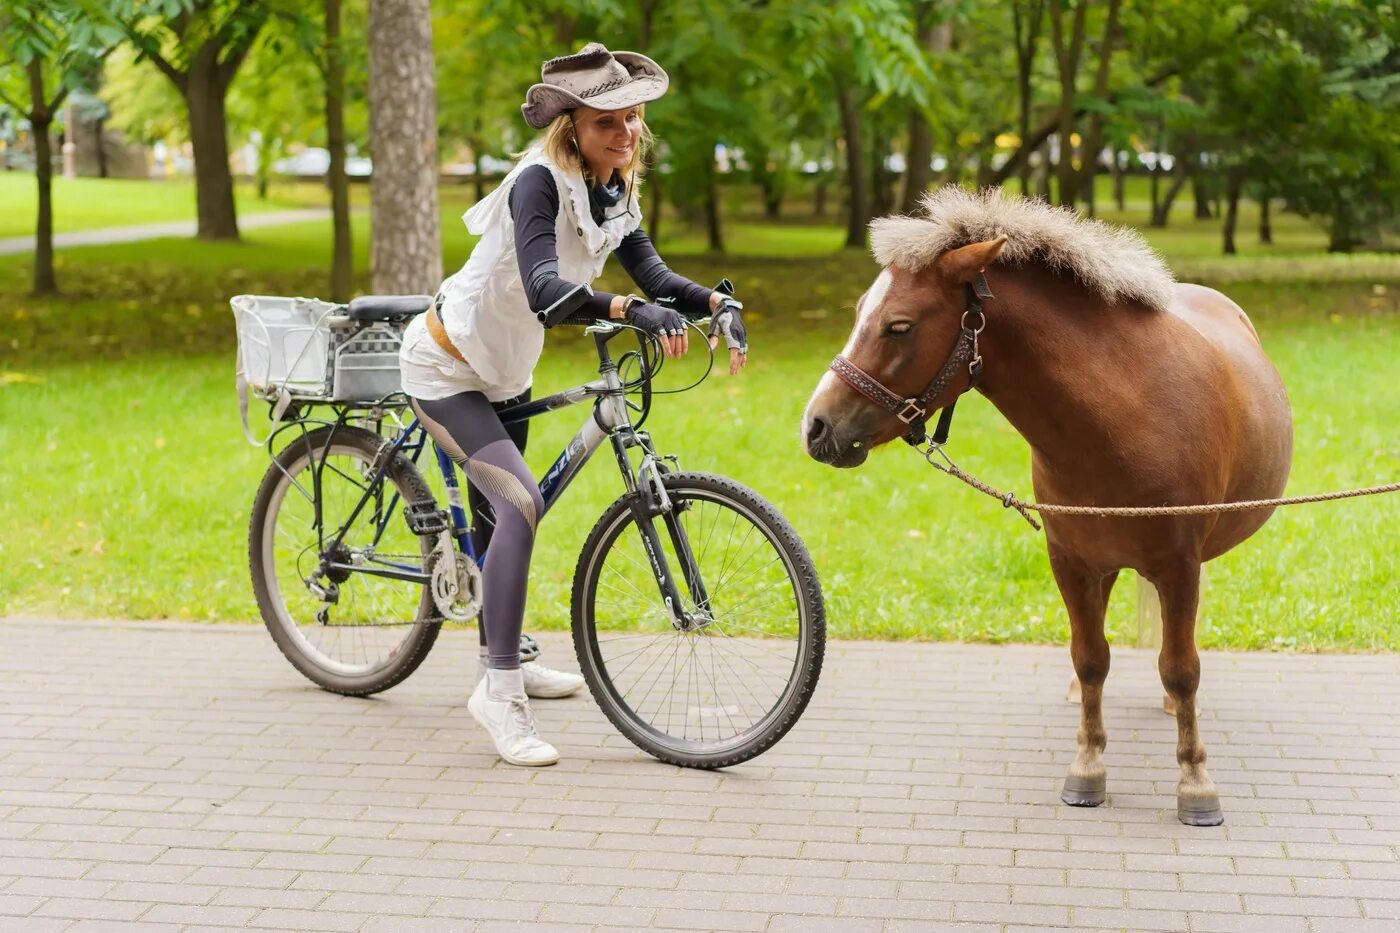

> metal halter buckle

[{"left": 897, "top": 400, "right": 925, "bottom": 424}]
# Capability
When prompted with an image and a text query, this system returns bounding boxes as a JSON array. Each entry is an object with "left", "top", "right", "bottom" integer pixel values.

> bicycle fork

[{"left": 619, "top": 446, "right": 715, "bottom": 632}]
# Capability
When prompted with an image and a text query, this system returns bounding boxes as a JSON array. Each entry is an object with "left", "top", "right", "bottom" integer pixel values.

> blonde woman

[{"left": 398, "top": 43, "right": 748, "bottom": 766}]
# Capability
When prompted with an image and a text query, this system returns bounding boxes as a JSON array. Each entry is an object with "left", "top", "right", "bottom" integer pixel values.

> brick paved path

[{"left": 2, "top": 618, "right": 1398, "bottom": 932}]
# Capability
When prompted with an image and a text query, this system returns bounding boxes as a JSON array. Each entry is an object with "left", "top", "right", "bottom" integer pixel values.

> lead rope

[{"left": 916, "top": 440, "right": 1400, "bottom": 533}]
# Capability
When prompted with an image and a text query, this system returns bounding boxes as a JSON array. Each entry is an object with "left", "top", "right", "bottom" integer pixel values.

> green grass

[
  {"left": 0, "top": 174, "right": 322, "bottom": 239},
  {"left": 1, "top": 180, "right": 1397, "bottom": 649}
]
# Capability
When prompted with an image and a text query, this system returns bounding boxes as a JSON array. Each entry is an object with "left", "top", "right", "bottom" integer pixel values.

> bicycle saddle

[{"left": 346, "top": 294, "right": 433, "bottom": 321}]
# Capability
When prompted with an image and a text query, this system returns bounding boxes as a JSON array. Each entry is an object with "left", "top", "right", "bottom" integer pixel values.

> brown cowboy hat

[{"left": 521, "top": 42, "right": 670, "bottom": 130}]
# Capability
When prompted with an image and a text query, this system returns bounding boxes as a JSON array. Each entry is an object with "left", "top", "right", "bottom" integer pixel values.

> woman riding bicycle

[{"left": 398, "top": 42, "right": 748, "bottom": 767}]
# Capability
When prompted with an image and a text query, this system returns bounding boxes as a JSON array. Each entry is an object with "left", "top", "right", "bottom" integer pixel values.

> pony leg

[
  {"left": 1066, "top": 572, "right": 1120, "bottom": 704},
  {"left": 1154, "top": 562, "right": 1223, "bottom": 826},
  {"left": 1050, "top": 550, "right": 1115, "bottom": 807}
]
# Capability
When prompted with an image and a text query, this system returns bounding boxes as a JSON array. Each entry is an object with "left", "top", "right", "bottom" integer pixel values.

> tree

[
  {"left": 226, "top": 17, "right": 322, "bottom": 201},
  {"left": 782, "top": 0, "right": 932, "bottom": 246},
  {"left": 119, "top": 0, "right": 270, "bottom": 240},
  {"left": 1009, "top": 0, "right": 1046, "bottom": 199},
  {"left": 435, "top": 1, "right": 534, "bottom": 203},
  {"left": 367, "top": 0, "right": 441, "bottom": 293},
  {"left": 899, "top": 0, "right": 953, "bottom": 213},
  {"left": 0, "top": 0, "right": 120, "bottom": 295}
]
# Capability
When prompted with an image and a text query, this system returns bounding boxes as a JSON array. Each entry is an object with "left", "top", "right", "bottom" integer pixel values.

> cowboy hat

[{"left": 521, "top": 42, "right": 669, "bottom": 130}]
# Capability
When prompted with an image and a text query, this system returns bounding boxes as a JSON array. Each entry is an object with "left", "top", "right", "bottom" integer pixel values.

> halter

[{"left": 829, "top": 272, "right": 994, "bottom": 448}]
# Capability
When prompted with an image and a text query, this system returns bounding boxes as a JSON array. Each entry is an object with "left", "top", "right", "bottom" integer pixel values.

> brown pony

[{"left": 802, "top": 188, "right": 1293, "bottom": 826}]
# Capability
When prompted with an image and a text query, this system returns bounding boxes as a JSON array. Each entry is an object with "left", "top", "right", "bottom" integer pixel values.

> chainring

[{"left": 426, "top": 544, "right": 482, "bottom": 622}]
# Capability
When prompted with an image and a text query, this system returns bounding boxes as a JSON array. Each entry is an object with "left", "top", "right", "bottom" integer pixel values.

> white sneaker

[
  {"left": 476, "top": 657, "right": 585, "bottom": 699},
  {"left": 521, "top": 661, "right": 585, "bottom": 699},
  {"left": 467, "top": 676, "right": 559, "bottom": 767}
]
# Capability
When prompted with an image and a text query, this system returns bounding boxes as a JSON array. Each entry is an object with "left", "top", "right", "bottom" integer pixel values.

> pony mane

[{"left": 869, "top": 186, "right": 1176, "bottom": 312}]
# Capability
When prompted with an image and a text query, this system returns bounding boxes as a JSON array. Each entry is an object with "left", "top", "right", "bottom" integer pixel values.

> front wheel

[{"left": 572, "top": 472, "right": 825, "bottom": 768}]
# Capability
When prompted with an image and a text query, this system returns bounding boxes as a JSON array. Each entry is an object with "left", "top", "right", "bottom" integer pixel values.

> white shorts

[{"left": 397, "top": 313, "right": 529, "bottom": 402}]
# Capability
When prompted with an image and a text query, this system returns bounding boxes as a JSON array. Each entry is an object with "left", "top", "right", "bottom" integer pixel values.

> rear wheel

[
  {"left": 249, "top": 425, "right": 440, "bottom": 696},
  {"left": 572, "top": 472, "right": 824, "bottom": 768}
]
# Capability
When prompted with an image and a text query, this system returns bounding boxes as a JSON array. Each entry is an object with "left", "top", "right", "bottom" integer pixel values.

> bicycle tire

[
  {"left": 572, "top": 471, "right": 825, "bottom": 768},
  {"left": 249, "top": 425, "right": 441, "bottom": 696}
]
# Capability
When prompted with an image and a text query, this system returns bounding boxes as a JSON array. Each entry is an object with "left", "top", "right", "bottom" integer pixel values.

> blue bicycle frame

[{"left": 307, "top": 320, "right": 705, "bottom": 623}]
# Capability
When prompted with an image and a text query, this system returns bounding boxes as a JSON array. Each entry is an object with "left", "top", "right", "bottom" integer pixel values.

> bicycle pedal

[{"left": 403, "top": 500, "right": 450, "bottom": 535}]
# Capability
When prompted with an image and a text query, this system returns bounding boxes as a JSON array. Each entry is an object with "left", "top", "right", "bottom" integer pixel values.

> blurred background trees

[{"left": 2, "top": 0, "right": 1396, "bottom": 288}]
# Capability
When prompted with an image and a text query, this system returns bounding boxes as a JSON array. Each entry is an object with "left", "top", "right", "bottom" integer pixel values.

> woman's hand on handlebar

[
  {"left": 625, "top": 300, "right": 689, "bottom": 359},
  {"left": 707, "top": 291, "right": 748, "bottom": 375}
]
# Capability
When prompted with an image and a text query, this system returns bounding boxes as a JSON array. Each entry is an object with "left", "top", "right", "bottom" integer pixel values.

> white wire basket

[{"left": 231, "top": 294, "right": 408, "bottom": 443}]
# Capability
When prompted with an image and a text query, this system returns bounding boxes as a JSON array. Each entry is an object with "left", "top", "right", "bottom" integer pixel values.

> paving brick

[
  {"left": 140, "top": 904, "right": 260, "bottom": 925},
  {"left": 1244, "top": 894, "right": 1363, "bottom": 917},
  {"left": 1188, "top": 913, "right": 1309, "bottom": 933},
  {"left": 32, "top": 897, "right": 152, "bottom": 921},
  {"left": 253, "top": 907, "right": 368, "bottom": 931},
  {"left": 653, "top": 906, "right": 767, "bottom": 930}
]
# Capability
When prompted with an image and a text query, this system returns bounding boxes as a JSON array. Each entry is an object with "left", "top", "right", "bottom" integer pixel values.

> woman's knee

[{"left": 467, "top": 441, "right": 544, "bottom": 534}]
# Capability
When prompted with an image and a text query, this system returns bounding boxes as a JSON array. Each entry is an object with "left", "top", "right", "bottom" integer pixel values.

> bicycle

[{"left": 244, "top": 294, "right": 825, "bottom": 768}]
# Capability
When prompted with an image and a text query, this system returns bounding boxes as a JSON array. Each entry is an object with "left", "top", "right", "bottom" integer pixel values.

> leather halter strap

[{"left": 829, "top": 273, "right": 993, "bottom": 447}]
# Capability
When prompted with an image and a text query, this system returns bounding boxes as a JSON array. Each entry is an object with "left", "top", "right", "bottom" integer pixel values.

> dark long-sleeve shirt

[{"left": 507, "top": 164, "right": 712, "bottom": 324}]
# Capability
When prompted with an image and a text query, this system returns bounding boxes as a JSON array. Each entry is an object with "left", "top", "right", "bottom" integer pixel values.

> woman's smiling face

[{"left": 572, "top": 105, "right": 642, "bottom": 178}]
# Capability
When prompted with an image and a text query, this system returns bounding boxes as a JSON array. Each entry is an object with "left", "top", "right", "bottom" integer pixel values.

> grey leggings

[{"left": 410, "top": 391, "right": 543, "bottom": 670}]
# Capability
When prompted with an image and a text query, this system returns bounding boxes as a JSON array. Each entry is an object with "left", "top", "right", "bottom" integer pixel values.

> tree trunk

[
  {"left": 326, "top": 0, "right": 353, "bottom": 302},
  {"left": 95, "top": 115, "right": 109, "bottom": 178},
  {"left": 814, "top": 179, "right": 827, "bottom": 217},
  {"left": 26, "top": 60, "right": 58, "bottom": 296},
  {"left": 1149, "top": 159, "right": 1160, "bottom": 223},
  {"left": 1327, "top": 205, "right": 1355, "bottom": 253},
  {"left": 473, "top": 150, "right": 486, "bottom": 202},
  {"left": 759, "top": 171, "right": 782, "bottom": 219},
  {"left": 837, "top": 80, "right": 869, "bottom": 248},
  {"left": 1193, "top": 174, "right": 1213, "bottom": 219},
  {"left": 870, "top": 128, "right": 892, "bottom": 217},
  {"left": 1112, "top": 151, "right": 1125, "bottom": 211},
  {"left": 902, "top": 110, "right": 933, "bottom": 213},
  {"left": 1152, "top": 158, "right": 1188, "bottom": 227},
  {"left": 1222, "top": 167, "right": 1242, "bottom": 255},
  {"left": 1049, "top": 0, "right": 1088, "bottom": 209},
  {"left": 255, "top": 132, "right": 272, "bottom": 199},
  {"left": 1012, "top": 0, "right": 1045, "bottom": 198},
  {"left": 704, "top": 152, "right": 723, "bottom": 253},
  {"left": 1069, "top": 0, "right": 1122, "bottom": 213},
  {"left": 1258, "top": 190, "right": 1272, "bottom": 245},
  {"left": 31, "top": 118, "right": 57, "bottom": 295},
  {"left": 368, "top": 0, "right": 442, "bottom": 294},
  {"left": 639, "top": 0, "right": 658, "bottom": 50},
  {"left": 184, "top": 65, "right": 241, "bottom": 240},
  {"left": 901, "top": 12, "right": 951, "bottom": 212}
]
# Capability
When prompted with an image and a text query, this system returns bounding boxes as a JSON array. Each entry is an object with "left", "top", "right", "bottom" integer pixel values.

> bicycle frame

[{"left": 298, "top": 321, "right": 712, "bottom": 628}]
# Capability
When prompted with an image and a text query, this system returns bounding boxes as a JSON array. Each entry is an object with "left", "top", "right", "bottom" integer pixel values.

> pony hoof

[
  {"left": 1177, "top": 795, "right": 1224, "bottom": 826},
  {"left": 1061, "top": 774, "right": 1106, "bottom": 807}
]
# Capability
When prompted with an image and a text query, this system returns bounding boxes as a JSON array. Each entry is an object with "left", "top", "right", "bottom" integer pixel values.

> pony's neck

[{"left": 973, "top": 264, "right": 1136, "bottom": 469}]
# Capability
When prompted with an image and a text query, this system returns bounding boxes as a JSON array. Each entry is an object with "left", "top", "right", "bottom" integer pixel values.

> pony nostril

[{"left": 806, "top": 416, "right": 830, "bottom": 449}]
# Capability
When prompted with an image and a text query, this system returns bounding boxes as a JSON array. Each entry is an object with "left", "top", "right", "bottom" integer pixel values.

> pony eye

[{"left": 885, "top": 321, "right": 914, "bottom": 336}]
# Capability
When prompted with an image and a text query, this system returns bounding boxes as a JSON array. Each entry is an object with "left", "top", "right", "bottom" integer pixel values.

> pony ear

[{"left": 938, "top": 236, "right": 1007, "bottom": 284}]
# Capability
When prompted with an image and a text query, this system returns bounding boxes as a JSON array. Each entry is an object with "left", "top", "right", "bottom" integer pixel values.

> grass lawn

[
  {"left": 1, "top": 183, "right": 1397, "bottom": 651},
  {"left": 0, "top": 174, "right": 325, "bottom": 239}
]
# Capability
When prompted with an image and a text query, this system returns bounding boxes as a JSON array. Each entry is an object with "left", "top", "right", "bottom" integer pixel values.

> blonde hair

[{"left": 537, "top": 105, "right": 653, "bottom": 185}]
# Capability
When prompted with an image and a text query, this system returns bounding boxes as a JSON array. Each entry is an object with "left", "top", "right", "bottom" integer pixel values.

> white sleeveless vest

[{"left": 436, "top": 145, "right": 643, "bottom": 397}]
